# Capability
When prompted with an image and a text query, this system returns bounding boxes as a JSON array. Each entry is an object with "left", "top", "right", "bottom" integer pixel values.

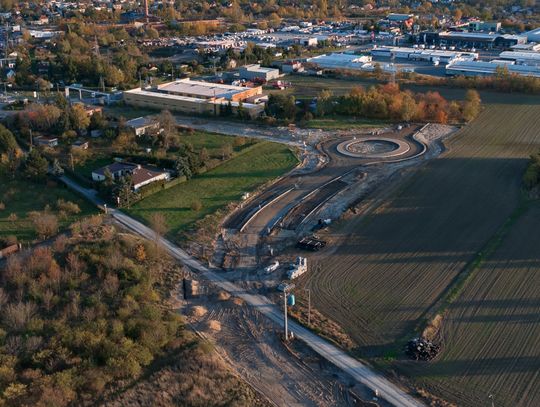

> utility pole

[
  {"left": 213, "top": 89, "right": 216, "bottom": 116},
  {"left": 283, "top": 290, "right": 289, "bottom": 341},
  {"left": 5, "top": 22, "right": 9, "bottom": 58},
  {"left": 488, "top": 394, "right": 495, "bottom": 407},
  {"left": 304, "top": 288, "right": 311, "bottom": 326}
]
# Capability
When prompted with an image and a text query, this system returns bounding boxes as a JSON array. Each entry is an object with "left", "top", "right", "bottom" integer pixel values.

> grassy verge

[
  {"left": 127, "top": 141, "right": 298, "bottom": 240},
  {"left": 304, "top": 117, "right": 389, "bottom": 130},
  {"left": 0, "top": 175, "right": 97, "bottom": 242}
]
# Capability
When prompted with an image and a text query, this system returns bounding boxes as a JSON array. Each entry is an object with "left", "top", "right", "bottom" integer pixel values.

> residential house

[
  {"left": 126, "top": 116, "right": 161, "bottom": 136},
  {"left": 72, "top": 140, "right": 89, "bottom": 150},
  {"left": 91, "top": 162, "right": 170, "bottom": 191},
  {"left": 34, "top": 136, "right": 58, "bottom": 148}
]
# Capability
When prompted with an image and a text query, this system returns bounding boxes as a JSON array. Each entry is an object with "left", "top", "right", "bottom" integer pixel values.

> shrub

[
  {"left": 56, "top": 199, "right": 81, "bottom": 215},
  {"left": 31, "top": 213, "right": 59, "bottom": 239},
  {"left": 191, "top": 200, "right": 203, "bottom": 212}
]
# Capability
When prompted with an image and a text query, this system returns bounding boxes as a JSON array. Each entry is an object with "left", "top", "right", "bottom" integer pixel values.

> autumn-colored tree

[
  {"left": 69, "top": 104, "right": 91, "bottom": 132},
  {"left": 462, "top": 89, "right": 482, "bottom": 122},
  {"left": 135, "top": 244, "right": 146, "bottom": 262}
]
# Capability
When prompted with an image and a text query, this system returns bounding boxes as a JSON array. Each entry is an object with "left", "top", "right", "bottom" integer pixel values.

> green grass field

[
  {"left": 127, "top": 141, "right": 298, "bottom": 238},
  {"left": 181, "top": 131, "right": 252, "bottom": 157},
  {"left": 0, "top": 175, "right": 96, "bottom": 242}
]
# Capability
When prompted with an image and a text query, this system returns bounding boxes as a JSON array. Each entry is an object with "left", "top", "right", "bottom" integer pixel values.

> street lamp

[{"left": 282, "top": 284, "right": 295, "bottom": 341}]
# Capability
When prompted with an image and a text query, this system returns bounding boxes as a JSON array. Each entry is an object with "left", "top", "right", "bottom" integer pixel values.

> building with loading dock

[{"left": 123, "top": 79, "right": 265, "bottom": 118}]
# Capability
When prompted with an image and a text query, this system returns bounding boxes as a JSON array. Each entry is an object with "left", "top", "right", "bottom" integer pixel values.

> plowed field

[
  {"left": 405, "top": 203, "right": 540, "bottom": 407},
  {"left": 307, "top": 104, "right": 540, "bottom": 358}
]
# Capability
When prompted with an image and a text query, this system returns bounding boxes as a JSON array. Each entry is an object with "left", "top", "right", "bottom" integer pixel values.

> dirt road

[{"left": 60, "top": 175, "right": 425, "bottom": 407}]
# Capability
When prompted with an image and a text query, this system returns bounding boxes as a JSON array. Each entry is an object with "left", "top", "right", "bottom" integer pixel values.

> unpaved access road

[{"left": 60, "top": 175, "right": 424, "bottom": 407}]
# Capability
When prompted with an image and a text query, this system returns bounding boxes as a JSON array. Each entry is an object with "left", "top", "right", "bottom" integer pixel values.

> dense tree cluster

[
  {"left": 14, "top": 95, "right": 99, "bottom": 139},
  {"left": 265, "top": 83, "right": 481, "bottom": 124},
  {"left": 0, "top": 221, "right": 184, "bottom": 406},
  {"left": 0, "top": 125, "right": 51, "bottom": 182},
  {"left": 331, "top": 84, "right": 481, "bottom": 123}
]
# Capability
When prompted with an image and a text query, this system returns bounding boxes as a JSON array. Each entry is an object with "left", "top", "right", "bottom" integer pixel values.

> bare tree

[
  {"left": 42, "top": 289, "right": 54, "bottom": 312},
  {"left": 149, "top": 212, "right": 168, "bottom": 244},
  {"left": 3, "top": 301, "right": 38, "bottom": 331},
  {"left": 0, "top": 287, "right": 8, "bottom": 310}
]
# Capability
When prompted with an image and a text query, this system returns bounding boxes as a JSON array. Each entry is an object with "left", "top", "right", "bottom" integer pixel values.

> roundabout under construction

[{"left": 223, "top": 124, "right": 429, "bottom": 238}]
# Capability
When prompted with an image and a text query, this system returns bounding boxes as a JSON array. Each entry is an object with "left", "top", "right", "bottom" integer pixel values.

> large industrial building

[
  {"left": 420, "top": 31, "right": 527, "bottom": 49},
  {"left": 306, "top": 53, "right": 372, "bottom": 69},
  {"left": 446, "top": 60, "right": 540, "bottom": 78},
  {"left": 371, "top": 46, "right": 478, "bottom": 63},
  {"left": 123, "top": 79, "right": 265, "bottom": 118},
  {"left": 498, "top": 51, "right": 540, "bottom": 66}
]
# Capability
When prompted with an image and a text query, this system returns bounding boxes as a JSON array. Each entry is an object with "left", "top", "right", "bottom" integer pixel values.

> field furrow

[
  {"left": 407, "top": 203, "right": 540, "bottom": 407},
  {"left": 307, "top": 104, "right": 540, "bottom": 363}
]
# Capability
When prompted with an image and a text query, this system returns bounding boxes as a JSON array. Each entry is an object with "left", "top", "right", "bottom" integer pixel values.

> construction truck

[{"left": 287, "top": 257, "right": 307, "bottom": 279}]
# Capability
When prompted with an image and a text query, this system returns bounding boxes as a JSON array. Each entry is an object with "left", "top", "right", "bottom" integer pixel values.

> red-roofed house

[{"left": 91, "top": 162, "right": 170, "bottom": 190}]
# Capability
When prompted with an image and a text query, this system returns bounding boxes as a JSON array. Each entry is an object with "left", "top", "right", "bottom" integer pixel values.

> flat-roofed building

[
  {"left": 371, "top": 46, "right": 478, "bottom": 63},
  {"left": 126, "top": 116, "right": 161, "bottom": 136},
  {"left": 422, "top": 31, "right": 527, "bottom": 49},
  {"left": 123, "top": 79, "right": 264, "bottom": 118},
  {"left": 498, "top": 51, "right": 540, "bottom": 66},
  {"left": 446, "top": 60, "right": 540, "bottom": 78},
  {"left": 524, "top": 28, "right": 540, "bottom": 43},
  {"left": 238, "top": 64, "right": 280, "bottom": 81},
  {"left": 154, "top": 78, "right": 262, "bottom": 101},
  {"left": 306, "top": 53, "right": 372, "bottom": 69},
  {"left": 386, "top": 13, "right": 415, "bottom": 22},
  {"left": 468, "top": 21, "right": 501, "bottom": 32},
  {"left": 511, "top": 43, "right": 540, "bottom": 52}
]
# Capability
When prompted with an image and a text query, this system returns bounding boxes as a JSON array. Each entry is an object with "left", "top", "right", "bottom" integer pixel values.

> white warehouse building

[
  {"left": 524, "top": 28, "right": 540, "bottom": 43},
  {"left": 238, "top": 64, "right": 280, "bottom": 81},
  {"left": 371, "top": 46, "right": 478, "bottom": 63},
  {"left": 498, "top": 51, "right": 540, "bottom": 66},
  {"left": 306, "top": 53, "right": 372, "bottom": 69},
  {"left": 446, "top": 60, "right": 540, "bottom": 78}
]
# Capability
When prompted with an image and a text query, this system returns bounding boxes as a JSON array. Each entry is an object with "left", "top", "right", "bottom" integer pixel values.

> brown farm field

[
  {"left": 305, "top": 103, "right": 540, "bottom": 390},
  {"left": 403, "top": 202, "right": 540, "bottom": 407}
]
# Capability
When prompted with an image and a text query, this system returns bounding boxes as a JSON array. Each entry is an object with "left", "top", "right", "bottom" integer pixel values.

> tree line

[{"left": 265, "top": 83, "right": 481, "bottom": 124}]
